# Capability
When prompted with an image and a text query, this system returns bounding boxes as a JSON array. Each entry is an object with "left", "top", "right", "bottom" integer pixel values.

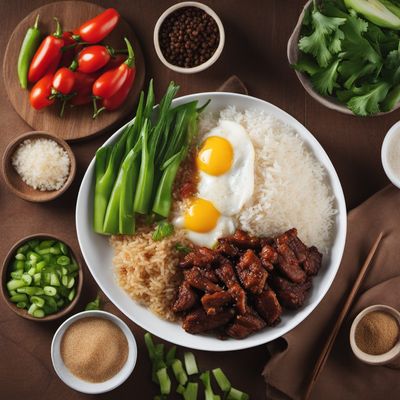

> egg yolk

[
  {"left": 196, "top": 136, "right": 233, "bottom": 176},
  {"left": 184, "top": 198, "right": 220, "bottom": 233}
]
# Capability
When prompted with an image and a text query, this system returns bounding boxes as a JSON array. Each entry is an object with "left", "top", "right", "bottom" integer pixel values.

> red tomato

[
  {"left": 77, "top": 9, "right": 120, "bottom": 44},
  {"left": 30, "top": 74, "right": 55, "bottom": 110},
  {"left": 102, "top": 67, "right": 136, "bottom": 110},
  {"left": 28, "top": 20, "right": 64, "bottom": 83},
  {"left": 70, "top": 71, "right": 97, "bottom": 106},
  {"left": 77, "top": 45, "right": 111, "bottom": 73},
  {"left": 92, "top": 63, "right": 130, "bottom": 99},
  {"left": 53, "top": 67, "right": 75, "bottom": 95}
]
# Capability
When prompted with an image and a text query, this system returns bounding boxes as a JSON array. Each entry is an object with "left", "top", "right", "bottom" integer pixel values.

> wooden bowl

[
  {"left": 287, "top": 0, "right": 400, "bottom": 116},
  {"left": 2, "top": 131, "right": 76, "bottom": 202},
  {"left": 3, "top": 1, "right": 145, "bottom": 141},
  {"left": 1, "top": 234, "right": 84, "bottom": 322}
]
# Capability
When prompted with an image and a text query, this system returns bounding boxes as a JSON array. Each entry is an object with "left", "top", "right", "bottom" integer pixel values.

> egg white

[{"left": 197, "top": 120, "right": 255, "bottom": 216}]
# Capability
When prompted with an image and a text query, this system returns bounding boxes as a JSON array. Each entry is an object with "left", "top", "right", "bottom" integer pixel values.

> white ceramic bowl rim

[
  {"left": 76, "top": 92, "right": 347, "bottom": 352},
  {"left": 51, "top": 310, "right": 137, "bottom": 394},
  {"left": 153, "top": 1, "right": 225, "bottom": 74},
  {"left": 381, "top": 120, "right": 400, "bottom": 189},
  {"left": 350, "top": 305, "right": 400, "bottom": 364}
]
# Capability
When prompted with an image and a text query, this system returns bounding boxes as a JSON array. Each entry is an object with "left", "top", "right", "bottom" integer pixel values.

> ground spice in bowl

[
  {"left": 355, "top": 311, "right": 399, "bottom": 355},
  {"left": 60, "top": 317, "right": 128, "bottom": 382},
  {"left": 159, "top": 6, "right": 220, "bottom": 68}
]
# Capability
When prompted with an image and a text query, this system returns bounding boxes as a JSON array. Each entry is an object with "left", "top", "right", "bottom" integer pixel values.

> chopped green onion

[
  {"left": 50, "top": 273, "right": 60, "bottom": 287},
  {"left": 184, "top": 352, "right": 198, "bottom": 375},
  {"left": 227, "top": 388, "right": 249, "bottom": 400},
  {"left": 10, "top": 293, "right": 28, "bottom": 303},
  {"left": 212, "top": 368, "right": 231, "bottom": 393},
  {"left": 31, "top": 296, "right": 45, "bottom": 307},
  {"left": 28, "top": 303, "right": 38, "bottom": 315},
  {"left": 27, "top": 267, "right": 36, "bottom": 276},
  {"left": 59, "top": 242, "right": 68, "bottom": 255},
  {"left": 7, "top": 279, "right": 26, "bottom": 291},
  {"left": 15, "top": 253, "right": 26, "bottom": 260},
  {"left": 184, "top": 382, "right": 198, "bottom": 400},
  {"left": 156, "top": 367, "right": 171, "bottom": 395},
  {"left": 57, "top": 255, "right": 70, "bottom": 266},
  {"left": 85, "top": 295, "right": 101, "bottom": 311},
  {"left": 10, "top": 270, "right": 23, "bottom": 279},
  {"left": 68, "top": 288, "right": 76, "bottom": 301},
  {"left": 175, "top": 243, "right": 192, "bottom": 254},
  {"left": 172, "top": 359, "right": 188, "bottom": 386},
  {"left": 166, "top": 345, "right": 177, "bottom": 366},
  {"left": 43, "top": 286, "right": 57, "bottom": 296},
  {"left": 22, "top": 273, "right": 32, "bottom": 285},
  {"left": 17, "top": 286, "right": 44, "bottom": 295},
  {"left": 152, "top": 221, "right": 174, "bottom": 241},
  {"left": 177, "top": 384, "right": 186, "bottom": 394},
  {"left": 50, "top": 246, "right": 61, "bottom": 255},
  {"left": 16, "top": 301, "right": 27, "bottom": 308},
  {"left": 33, "top": 309, "right": 45, "bottom": 318}
]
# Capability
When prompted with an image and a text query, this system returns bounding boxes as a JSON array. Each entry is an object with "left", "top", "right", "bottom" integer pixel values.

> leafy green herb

[
  {"left": 294, "top": 0, "right": 400, "bottom": 116},
  {"left": 175, "top": 243, "right": 192, "bottom": 255},
  {"left": 152, "top": 221, "right": 174, "bottom": 241}
]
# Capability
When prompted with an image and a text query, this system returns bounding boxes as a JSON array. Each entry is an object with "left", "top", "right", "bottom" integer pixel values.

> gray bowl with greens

[{"left": 288, "top": 0, "right": 400, "bottom": 116}]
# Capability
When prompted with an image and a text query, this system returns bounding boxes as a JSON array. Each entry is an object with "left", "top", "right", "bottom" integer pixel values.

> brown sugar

[
  {"left": 355, "top": 311, "right": 399, "bottom": 355},
  {"left": 60, "top": 317, "right": 128, "bottom": 382}
]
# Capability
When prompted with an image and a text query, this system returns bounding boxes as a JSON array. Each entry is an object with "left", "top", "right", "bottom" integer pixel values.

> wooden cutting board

[{"left": 3, "top": 1, "right": 145, "bottom": 141}]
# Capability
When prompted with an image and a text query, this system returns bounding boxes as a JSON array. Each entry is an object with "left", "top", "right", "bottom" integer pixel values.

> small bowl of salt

[
  {"left": 382, "top": 121, "right": 400, "bottom": 189},
  {"left": 2, "top": 131, "right": 76, "bottom": 202}
]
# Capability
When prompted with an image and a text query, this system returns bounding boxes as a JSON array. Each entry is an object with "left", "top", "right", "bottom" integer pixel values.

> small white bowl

[
  {"left": 382, "top": 120, "right": 400, "bottom": 189},
  {"left": 153, "top": 1, "right": 225, "bottom": 74},
  {"left": 350, "top": 305, "right": 400, "bottom": 366},
  {"left": 51, "top": 310, "right": 137, "bottom": 394}
]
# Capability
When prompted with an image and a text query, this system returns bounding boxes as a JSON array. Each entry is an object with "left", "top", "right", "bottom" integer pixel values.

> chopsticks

[{"left": 304, "top": 231, "right": 384, "bottom": 400}]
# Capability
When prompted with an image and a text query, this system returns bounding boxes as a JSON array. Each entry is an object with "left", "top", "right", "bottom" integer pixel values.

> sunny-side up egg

[{"left": 173, "top": 120, "right": 255, "bottom": 248}]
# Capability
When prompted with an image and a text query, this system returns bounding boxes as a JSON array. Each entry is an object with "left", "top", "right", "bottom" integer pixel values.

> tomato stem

[
  {"left": 69, "top": 60, "right": 78, "bottom": 71},
  {"left": 123, "top": 38, "right": 135, "bottom": 68}
]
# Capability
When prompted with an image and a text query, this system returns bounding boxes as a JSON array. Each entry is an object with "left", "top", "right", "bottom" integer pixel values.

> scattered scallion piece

[
  {"left": 156, "top": 367, "right": 171, "bottom": 395},
  {"left": 184, "top": 352, "right": 198, "bottom": 375},
  {"left": 227, "top": 387, "right": 249, "bottom": 400},
  {"left": 212, "top": 368, "right": 231, "bottom": 393},
  {"left": 85, "top": 295, "right": 101, "bottom": 311},
  {"left": 172, "top": 359, "right": 188, "bottom": 386},
  {"left": 184, "top": 382, "right": 198, "bottom": 400}
]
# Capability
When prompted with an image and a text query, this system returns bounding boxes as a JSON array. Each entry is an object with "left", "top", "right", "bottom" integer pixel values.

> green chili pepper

[
  {"left": 17, "top": 15, "right": 41, "bottom": 89},
  {"left": 85, "top": 295, "right": 101, "bottom": 311}
]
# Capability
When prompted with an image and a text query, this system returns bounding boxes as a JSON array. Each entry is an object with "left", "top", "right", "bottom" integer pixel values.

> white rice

[
  {"left": 198, "top": 107, "right": 336, "bottom": 253},
  {"left": 12, "top": 138, "right": 70, "bottom": 191}
]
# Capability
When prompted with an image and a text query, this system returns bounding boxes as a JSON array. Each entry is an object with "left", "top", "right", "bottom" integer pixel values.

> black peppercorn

[{"left": 159, "top": 6, "right": 220, "bottom": 68}]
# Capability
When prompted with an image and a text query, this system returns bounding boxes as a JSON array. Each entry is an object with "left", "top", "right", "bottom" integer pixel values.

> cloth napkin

[{"left": 263, "top": 184, "right": 400, "bottom": 400}]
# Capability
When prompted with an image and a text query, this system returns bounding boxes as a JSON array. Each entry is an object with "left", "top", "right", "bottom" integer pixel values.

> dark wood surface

[
  {"left": 3, "top": 1, "right": 145, "bottom": 141},
  {"left": 0, "top": 1, "right": 395, "bottom": 399}
]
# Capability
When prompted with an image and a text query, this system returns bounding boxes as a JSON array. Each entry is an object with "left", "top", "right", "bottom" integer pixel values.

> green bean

[{"left": 10, "top": 294, "right": 28, "bottom": 303}]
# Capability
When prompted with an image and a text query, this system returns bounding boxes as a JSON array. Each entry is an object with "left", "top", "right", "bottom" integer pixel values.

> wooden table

[{"left": 0, "top": 1, "right": 395, "bottom": 399}]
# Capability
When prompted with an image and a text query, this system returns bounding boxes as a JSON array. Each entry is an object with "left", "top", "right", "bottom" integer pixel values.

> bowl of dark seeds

[{"left": 154, "top": 1, "right": 225, "bottom": 73}]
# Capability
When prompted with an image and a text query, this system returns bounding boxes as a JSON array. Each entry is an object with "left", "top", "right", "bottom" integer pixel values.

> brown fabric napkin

[{"left": 263, "top": 184, "right": 400, "bottom": 400}]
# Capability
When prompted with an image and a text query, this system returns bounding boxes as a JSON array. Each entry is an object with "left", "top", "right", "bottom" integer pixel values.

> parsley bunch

[{"left": 294, "top": 0, "right": 400, "bottom": 116}]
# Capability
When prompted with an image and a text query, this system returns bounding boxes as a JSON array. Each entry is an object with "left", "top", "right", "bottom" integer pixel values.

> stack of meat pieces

[{"left": 172, "top": 228, "right": 322, "bottom": 339}]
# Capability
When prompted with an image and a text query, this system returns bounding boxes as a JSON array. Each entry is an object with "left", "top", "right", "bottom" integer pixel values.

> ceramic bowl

[
  {"left": 350, "top": 304, "right": 400, "bottom": 366},
  {"left": 381, "top": 120, "right": 400, "bottom": 189},
  {"left": 51, "top": 310, "right": 137, "bottom": 394},
  {"left": 153, "top": 1, "right": 225, "bottom": 73},
  {"left": 1, "top": 233, "right": 83, "bottom": 321},
  {"left": 76, "top": 92, "right": 347, "bottom": 352},
  {"left": 2, "top": 131, "right": 76, "bottom": 202},
  {"left": 287, "top": 0, "right": 400, "bottom": 116}
]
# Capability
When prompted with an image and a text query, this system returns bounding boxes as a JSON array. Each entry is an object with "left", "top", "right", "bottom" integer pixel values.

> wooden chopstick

[{"left": 304, "top": 231, "right": 384, "bottom": 400}]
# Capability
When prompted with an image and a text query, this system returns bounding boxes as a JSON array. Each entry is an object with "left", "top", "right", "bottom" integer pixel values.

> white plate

[{"left": 76, "top": 93, "right": 347, "bottom": 351}]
